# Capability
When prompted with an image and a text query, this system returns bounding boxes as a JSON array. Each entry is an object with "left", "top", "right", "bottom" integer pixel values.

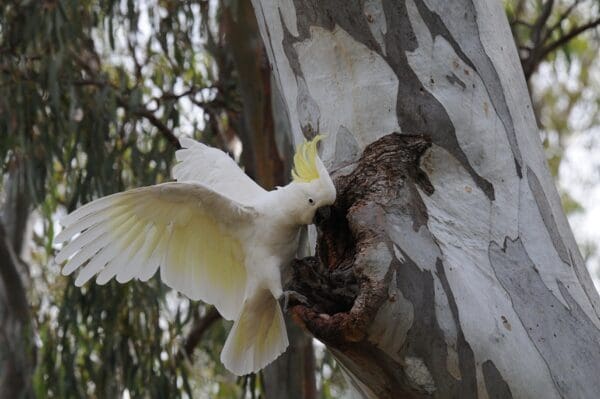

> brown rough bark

[
  {"left": 222, "top": 0, "right": 286, "bottom": 190},
  {"left": 288, "top": 134, "right": 433, "bottom": 398}
]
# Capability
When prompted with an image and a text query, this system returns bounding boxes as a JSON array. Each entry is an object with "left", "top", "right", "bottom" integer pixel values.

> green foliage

[
  {"left": 36, "top": 282, "right": 190, "bottom": 398},
  {"left": 1, "top": 0, "right": 239, "bottom": 397}
]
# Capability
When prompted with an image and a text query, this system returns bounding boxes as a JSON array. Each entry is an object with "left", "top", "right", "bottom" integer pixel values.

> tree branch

[
  {"left": 544, "top": 0, "right": 582, "bottom": 41},
  {"left": 522, "top": 9, "right": 600, "bottom": 80},
  {"left": 540, "top": 17, "right": 600, "bottom": 60},
  {"left": 521, "top": 0, "right": 555, "bottom": 78},
  {"left": 510, "top": 20, "right": 534, "bottom": 29},
  {"left": 182, "top": 306, "right": 221, "bottom": 357},
  {"left": 531, "top": 0, "right": 555, "bottom": 49},
  {"left": 131, "top": 107, "right": 182, "bottom": 150}
]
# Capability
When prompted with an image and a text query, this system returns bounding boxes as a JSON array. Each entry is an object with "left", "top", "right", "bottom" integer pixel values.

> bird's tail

[{"left": 221, "top": 288, "right": 289, "bottom": 375}]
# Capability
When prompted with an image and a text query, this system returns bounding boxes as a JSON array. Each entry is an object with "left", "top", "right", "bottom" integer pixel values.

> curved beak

[{"left": 313, "top": 206, "right": 332, "bottom": 225}]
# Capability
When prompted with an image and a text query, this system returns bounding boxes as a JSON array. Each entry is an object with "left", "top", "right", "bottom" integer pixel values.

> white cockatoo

[{"left": 54, "top": 135, "right": 336, "bottom": 375}]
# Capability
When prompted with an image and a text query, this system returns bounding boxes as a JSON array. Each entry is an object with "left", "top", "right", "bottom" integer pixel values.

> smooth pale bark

[{"left": 250, "top": 0, "right": 600, "bottom": 397}]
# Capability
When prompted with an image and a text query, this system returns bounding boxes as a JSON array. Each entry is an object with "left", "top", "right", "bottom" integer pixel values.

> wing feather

[
  {"left": 173, "top": 137, "right": 267, "bottom": 204},
  {"left": 55, "top": 182, "right": 253, "bottom": 320},
  {"left": 60, "top": 191, "right": 133, "bottom": 227},
  {"left": 96, "top": 220, "right": 147, "bottom": 285},
  {"left": 55, "top": 210, "right": 133, "bottom": 263},
  {"left": 55, "top": 204, "right": 124, "bottom": 244},
  {"left": 61, "top": 212, "right": 138, "bottom": 275},
  {"left": 69, "top": 215, "right": 139, "bottom": 282},
  {"left": 115, "top": 224, "right": 156, "bottom": 283},
  {"left": 138, "top": 227, "right": 167, "bottom": 282}
]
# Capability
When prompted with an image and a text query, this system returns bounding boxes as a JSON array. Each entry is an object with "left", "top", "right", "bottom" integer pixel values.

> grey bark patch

[
  {"left": 489, "top": 237, "right": 600, "bottom": 398},
  {"left": 271, "top": 76, "right": 295, "bottom": 172},
  {"left": 287, "top": 0, "right": 495, "bottom": 200},
  {"left": 383, "top": 0, "right": 494, "bottom": 200},
  {"left": 363, "top": 0, "right": 388, "bottom": 55},
  {"left": 279, "top": 9, "right": 304, "bottom": 78},
  {"left": 256, "top": 3, "right": 285, "bottom": 92},
  {"left": 526, "top": 167, "right": 570, "bottom": 264},
  {"left": 329, "top": 345, "right": 421, "bottom": 399},
  {"left": 570, "top": 250, "right": 600, "bottom": 321},
  {"left": 414, "top": 0, "right": 523, "bottom": 177},
  {"left": 404, "top": 356, "right": 436, "bottom": 394},
  {"left": 410, "top": 0, "right": 476, "bottom": 71},
  {"left": 296, "top": 78, "right": 321, "bottom": 136},
  {"left": 368, "top": 270, "right": 414, "bottom": 362},
  {"left": 481, "top": 360, "right": 513, "bottom": 399},
  {"left": 393, "top": 251, "right": 478, "bottom": 398},
  {"left": 329, "top": 125, "right": 360, "bottom": 172},
  {"left": 445, "top": 73, "right": 466, "bottom": 90},
  {"left": 434, "top": 259, "right": 478, "bottom": 397}
]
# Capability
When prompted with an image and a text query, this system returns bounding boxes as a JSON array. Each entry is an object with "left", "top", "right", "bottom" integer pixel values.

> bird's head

[{"left": 290, "top": 135, "right": 336, "bottom": 225}]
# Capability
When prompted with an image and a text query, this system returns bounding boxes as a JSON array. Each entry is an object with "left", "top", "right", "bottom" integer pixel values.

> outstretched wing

[
  {"left": 172, "top": 137, "right": 267, "bottom": 205},
  {"left": 54, "top": 182, "right": 254, "bottom": 320}
]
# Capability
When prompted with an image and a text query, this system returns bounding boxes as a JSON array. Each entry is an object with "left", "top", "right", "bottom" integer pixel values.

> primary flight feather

[{"left": 54, "top": 135, "right": 336, "bottom": 376}]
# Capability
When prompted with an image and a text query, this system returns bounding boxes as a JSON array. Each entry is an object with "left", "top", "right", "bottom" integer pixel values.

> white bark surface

[{"left": 251, "top": 1, "right": 600, "bottom": 397}]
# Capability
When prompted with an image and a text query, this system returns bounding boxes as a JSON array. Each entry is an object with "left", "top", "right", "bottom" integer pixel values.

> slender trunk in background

[
  {"left": 0, "top": 165, "right": 34, "bottom": 398},
  {"left": 222, "top": 2, "right": 316, "bottom": 397},
  {"left": 222, "top": 0, "right": 287, "bottom": 191},
  {"left": 251, "top": 0, "right": 600, "bottom": 397}
]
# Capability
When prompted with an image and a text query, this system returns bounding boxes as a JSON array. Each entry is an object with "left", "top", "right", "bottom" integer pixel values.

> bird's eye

[{"left": 308, "top": 198, "right": 315, "bottom": 205}]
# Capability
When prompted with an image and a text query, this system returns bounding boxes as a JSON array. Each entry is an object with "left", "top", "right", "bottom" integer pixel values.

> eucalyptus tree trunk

[{"left": 250, "top": 1, "right": 600, "bottom": 398}]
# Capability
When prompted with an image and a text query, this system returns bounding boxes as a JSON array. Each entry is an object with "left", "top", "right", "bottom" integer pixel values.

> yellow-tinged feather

[
  {"left": 58, "top": 181, "right": 269, "bottom": 375},
  {"left": 113, "top": 222, "right": 162, "bottom": 283},
  {"left": 221, "top": 289, "right": 288, "bottom": 375},
  {"left": 58, "top": 183, "right": 249, "bottom": 320},
  {"left": 96, "top": 220, "right": 148, "bottom": 285},
  {"left": 138, "top": 229, "right": 167, "bottom": 282},
  {"left": 291, "top": 135, "right": 323, "bottom": 183}
]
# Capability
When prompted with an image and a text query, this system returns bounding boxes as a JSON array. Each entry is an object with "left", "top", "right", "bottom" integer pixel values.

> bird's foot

[{"left": 279, "top": 290, "right": 309, "bottom": 312}]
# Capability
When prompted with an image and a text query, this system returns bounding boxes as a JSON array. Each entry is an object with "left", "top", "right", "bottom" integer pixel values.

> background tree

[{"left": 1, "top": 0, "right": 600, "bottom": 397}]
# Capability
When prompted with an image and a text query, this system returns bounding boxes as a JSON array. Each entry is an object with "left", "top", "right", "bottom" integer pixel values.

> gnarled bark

[{"left": 251, "top": 1, "right": 600, "bottom": 397}]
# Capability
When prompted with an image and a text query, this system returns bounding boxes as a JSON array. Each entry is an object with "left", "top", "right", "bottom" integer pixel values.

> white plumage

[{"left": 54, "top": 135, "right": 336, "bottom": 375}]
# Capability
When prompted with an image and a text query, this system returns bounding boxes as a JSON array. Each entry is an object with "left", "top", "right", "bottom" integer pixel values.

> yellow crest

[{"left": 292, "top": 135, "right": 323, "bottom": 183}]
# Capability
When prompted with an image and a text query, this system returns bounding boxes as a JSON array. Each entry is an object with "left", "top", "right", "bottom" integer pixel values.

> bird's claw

[{"left": 280, "top": 290, "right": 309, "bottom": 312}]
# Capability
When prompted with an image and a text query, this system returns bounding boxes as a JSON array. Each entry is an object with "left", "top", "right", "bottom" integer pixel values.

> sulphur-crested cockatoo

[{"left": 54, "top": 135, "right": 335, "bottom": 375}]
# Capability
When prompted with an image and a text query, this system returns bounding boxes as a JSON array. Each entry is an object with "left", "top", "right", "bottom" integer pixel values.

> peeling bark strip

[{"left": 252, "top": 0, "right": 600, "bottom": 397}]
